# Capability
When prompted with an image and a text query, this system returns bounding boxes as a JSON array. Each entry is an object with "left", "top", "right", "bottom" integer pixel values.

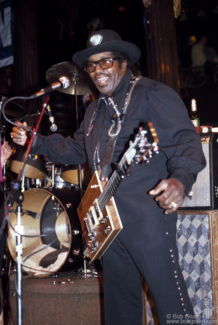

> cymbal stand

[
  {"left": 52, "top": 163, "right": 55, "bottom": 188},
  {"left": 4, "top": 96, "right": 50, "bottom": 325},
  {"left": 72, "top": 73, "right": 89, "bottom": 276},
  {"left": 72, "top": 73, "right": 83, "bottom": 200}
]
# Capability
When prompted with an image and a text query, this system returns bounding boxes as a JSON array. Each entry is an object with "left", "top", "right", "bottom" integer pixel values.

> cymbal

[
  {"left": 46, "top": 61, "right": 96, "bottom": 95},
  {"left": 0, "top": 96, "right": 27, "bottom": 119}
]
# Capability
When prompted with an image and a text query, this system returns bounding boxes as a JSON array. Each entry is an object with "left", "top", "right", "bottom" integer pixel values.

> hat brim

[{"left": 72, "top": 40, "right": 141, "bottom": 68}]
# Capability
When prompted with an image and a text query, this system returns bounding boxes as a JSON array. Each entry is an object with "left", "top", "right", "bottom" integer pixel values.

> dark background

[
  {"left": 36, "top": 0, "right": 218, "bottom": 133},
  {"left": 37, "top": 0, "right": 218, "bottom": 74},
  {"left": 2, "top": 0, "right": 218, "bottom": 138}
]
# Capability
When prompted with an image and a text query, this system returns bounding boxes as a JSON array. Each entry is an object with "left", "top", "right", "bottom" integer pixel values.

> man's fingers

[
  {"left": 11, "top": 121, "right": 28, "bottom": 145},
  {"left": 149, "top": 179, "right": 185, "bottom": 214},
  {"left": 149, "top": 180, "right": 168, "bottom": 195},
  {"left": 13, "top": 121, "right": 27, "bottom": 134},
  {"left": 160, "top": 199, "right": 179, "bottom": 214},
  {"left": 3, "top": 142, "right": 12, "bottom": 152},
  {"left": 165, "top": 201, "right": 179, "bottom": 214},
  {"left": 1, "top": 141, "right": 6, "bottom": 149}
]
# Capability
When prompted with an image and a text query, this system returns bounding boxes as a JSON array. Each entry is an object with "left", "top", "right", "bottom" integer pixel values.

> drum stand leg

[
  {"left": 78, "top": 164, "right": 83, "bottom": 200},
  {"left": 83, "top": 258, "right": 87, "bottom": 275},
  {"left": 52, "top": 164, "right": 55, "bottom": 188},
  {"left": 3, "top": 161, "right": 7, "bottom": 200},
  {"left": 82, "top": 257, "right": 92, "bottom": 278},
  {"left": 15, "top": 204, "right": 23, "bottom": 325}
]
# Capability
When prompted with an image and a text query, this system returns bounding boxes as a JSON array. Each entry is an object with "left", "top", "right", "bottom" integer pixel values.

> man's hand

[
  {"left": 1, "top": 141, "right": 12, "bottom": 167},
  {"left": 149, "top": 179, "right": 185, "bottom": 214},
  {"left": 11, "top": 121, "right": 28, "bottom": 146}
]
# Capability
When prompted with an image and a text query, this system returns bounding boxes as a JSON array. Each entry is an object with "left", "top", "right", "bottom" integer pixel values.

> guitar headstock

[{"left": 125, "top": 122, "right": 159, "bottom": 165}]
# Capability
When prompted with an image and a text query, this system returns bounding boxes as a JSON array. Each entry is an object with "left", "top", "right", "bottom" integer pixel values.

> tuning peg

[{"left": 153, "top": 145, "right": 159, "bottom": 154}]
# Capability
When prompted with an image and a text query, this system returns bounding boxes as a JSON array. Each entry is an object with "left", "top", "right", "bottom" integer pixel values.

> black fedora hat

[{"left": 72, "top": 29, "right": 141, "bottom": 68}]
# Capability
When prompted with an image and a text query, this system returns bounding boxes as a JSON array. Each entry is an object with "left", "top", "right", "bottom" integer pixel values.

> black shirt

[{"left": 33, "top": 69, "right": 206, "bottom": 225}]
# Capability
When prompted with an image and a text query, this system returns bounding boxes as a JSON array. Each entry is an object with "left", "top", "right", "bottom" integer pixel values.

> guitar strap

[{"left": 99, "top": 75, "right": 142, "bottom": 181}]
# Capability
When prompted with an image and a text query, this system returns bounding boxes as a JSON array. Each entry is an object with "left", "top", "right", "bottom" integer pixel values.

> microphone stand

[
  {"left": 6, "top": 96, "right": 50, "bottom": 325},
  {"left": 72, "top": 73, "right": 90, "bottom": 276}
]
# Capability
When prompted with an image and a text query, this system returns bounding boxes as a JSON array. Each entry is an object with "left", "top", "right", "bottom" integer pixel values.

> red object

[{"left": 195, "top": 126, "right": 200, "bottom": 134}]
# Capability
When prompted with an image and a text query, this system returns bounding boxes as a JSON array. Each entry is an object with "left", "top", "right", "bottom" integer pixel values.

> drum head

[{"left": 8, "top": 188, "right": 83, "bottom": 276}]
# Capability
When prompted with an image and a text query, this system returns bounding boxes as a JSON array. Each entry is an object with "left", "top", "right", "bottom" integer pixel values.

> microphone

[
  {"left": 7, "top": 181, "right": 23, "bottom": 208},
  {"left": 9, "top": 209, "right": 40, "bottom": 219},
  {"left": 31, "top": 76, "right": 70, "bottom": 99},
  {"left": 23, "top": 210, "right": 40, "bottom": 219},
  {"left": 46, "top": 105, "right": 57, "bottom": 132}
]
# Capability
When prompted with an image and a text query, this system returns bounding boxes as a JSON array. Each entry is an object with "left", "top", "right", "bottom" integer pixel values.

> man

[
  {"left": 11, "top": 29, "right": 206, "bottom": 325},
  {"left": 191, "top": 35, "right": 218, "bottom": 68}
]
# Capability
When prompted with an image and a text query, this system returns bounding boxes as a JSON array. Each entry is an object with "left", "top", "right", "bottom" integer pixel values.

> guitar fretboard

[{"left": 98, "top": 154, "right": 129, "bottom": 211}]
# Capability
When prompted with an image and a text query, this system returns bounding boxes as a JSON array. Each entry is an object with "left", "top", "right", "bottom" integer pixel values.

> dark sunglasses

[{"left": 83, "top": 57, "right": 121, "bottom": 73}]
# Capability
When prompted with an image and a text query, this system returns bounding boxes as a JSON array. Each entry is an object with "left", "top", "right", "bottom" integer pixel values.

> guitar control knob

[
  {"left": 91, "top": 242, "right": 98, "bottom": 252},
  {"left": 105, "top": 226, "right": 111, "bottom": 231},
  {"left": 101, "top": 215, "right": 109, "bottom": 224},
  {"left": 90, "top": 230, "right": 96, "bottom": 237},
  {"left": 89, "top": 231, "right": 96, "bottom": 241}
]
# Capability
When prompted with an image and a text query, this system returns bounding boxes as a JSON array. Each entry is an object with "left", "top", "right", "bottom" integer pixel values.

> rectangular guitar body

[
  {"left": 77, "top": 171, "right": 123, "bottom": 261},
  {"left": 77, "top": 123, "right": 159, "bottom": 261}
]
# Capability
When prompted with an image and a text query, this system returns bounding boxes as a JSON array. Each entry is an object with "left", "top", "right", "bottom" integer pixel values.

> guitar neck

[
  {"left": 97, "top": 123, "right": 159, "bottom": 212},
  {"left": 77, "top": 123, "right": 159, "bottom": 261},
  {"left": 98, "top": 154, "right": 129, "bottom": 211}
]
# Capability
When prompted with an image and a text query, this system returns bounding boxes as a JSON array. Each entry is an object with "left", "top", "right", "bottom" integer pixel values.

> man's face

[{"left": 87, "top": 51, "right": 127, "bottom": 96}]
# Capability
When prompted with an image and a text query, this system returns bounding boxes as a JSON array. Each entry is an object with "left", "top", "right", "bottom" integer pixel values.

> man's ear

[{"left": 121, "top": 60, "right": 127, "bottom": 71}]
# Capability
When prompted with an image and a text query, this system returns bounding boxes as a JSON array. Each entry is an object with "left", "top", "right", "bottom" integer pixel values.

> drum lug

[
  {"left": 66, "top": 203, "right": 71, "bottom": 208},
  {"left": 68, "top": 258, "right": 74, "bottom": 263}
]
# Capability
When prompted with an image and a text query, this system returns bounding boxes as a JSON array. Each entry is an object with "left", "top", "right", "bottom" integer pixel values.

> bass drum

[{"left": 8, "top": 187, "right": 83, "bottom": 277}]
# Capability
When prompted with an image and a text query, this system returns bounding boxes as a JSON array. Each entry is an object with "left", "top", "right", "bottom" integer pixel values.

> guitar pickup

[
  {"left": 88, "top": 200, "right": 103, "bottom": 227},
  {"left": 84, "top": 217, "right": 92, "bottom": 237},
  {"left": 84, "top": 216, "right": 96, "bottom": 241},
  {"left": 87, "top": 210, "right": 95, "bottom": 227}
]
